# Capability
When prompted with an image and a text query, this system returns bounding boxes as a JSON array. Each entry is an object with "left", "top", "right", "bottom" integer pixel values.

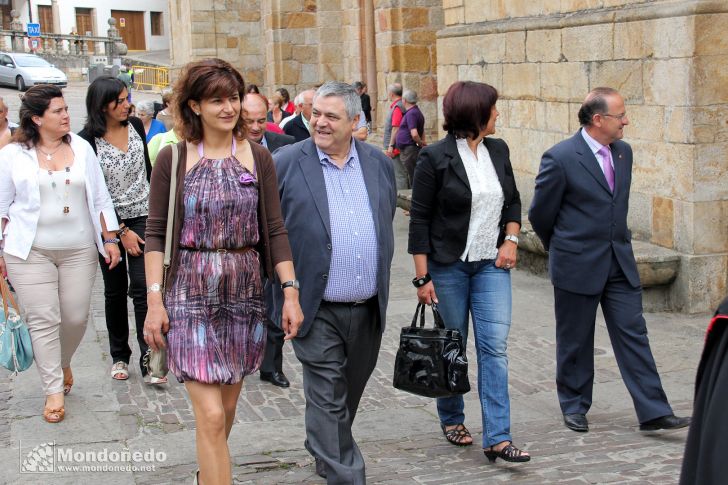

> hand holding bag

[
  {"left": 0, "top": 278, "right": 33, "bottom": 374},
  {"left": 393, "top": 302, "right": 470, "bottom": 398},
  {"left": 143, "top": 143, "right": 181, "bottom": 380}
]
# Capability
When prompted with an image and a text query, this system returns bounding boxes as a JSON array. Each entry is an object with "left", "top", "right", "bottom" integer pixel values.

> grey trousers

[
  {"left": 293, "top": 299, "right": 382, "bottom": 485},
  {"left": 391, "top": 154, "right": 410, "bottom": 190}
]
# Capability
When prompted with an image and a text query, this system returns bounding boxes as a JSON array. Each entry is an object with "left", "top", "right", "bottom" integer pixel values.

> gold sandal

[
  {"left": 44, "top": 400, "right": 65, "bottom": 424},
  {"left": 63, "top": 368, "right": 74, "bottom": 395}
]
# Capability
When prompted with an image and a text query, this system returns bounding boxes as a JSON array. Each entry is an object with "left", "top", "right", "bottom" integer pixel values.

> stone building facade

[{"left": 168, "top": 0, "right": 727, "bottom": 313}]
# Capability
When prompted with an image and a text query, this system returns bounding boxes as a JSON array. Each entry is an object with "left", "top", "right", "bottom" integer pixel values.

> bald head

[{"left": 243, "top": 93, "right": 269, "bottom": 143}]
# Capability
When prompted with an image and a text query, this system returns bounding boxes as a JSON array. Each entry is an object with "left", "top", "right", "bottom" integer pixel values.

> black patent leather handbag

[{"left": 393, "top": 303, "right": 470, "bottom": 398}]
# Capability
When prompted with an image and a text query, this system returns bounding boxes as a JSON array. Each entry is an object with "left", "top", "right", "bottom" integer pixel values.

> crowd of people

[{"left": 0, "top": 58, "right": 712, "bottom": 485}]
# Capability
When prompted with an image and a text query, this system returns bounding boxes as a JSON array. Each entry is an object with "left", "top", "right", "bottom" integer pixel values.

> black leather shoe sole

[
  {"left": 315, "top": 457, "right": 327, "bottom": 478},
  {"left": 563, "top": 413, "right": 589, "bottom": 432},
  {"left": 639, "top": 415, "right": 691, "bottom": 431}
]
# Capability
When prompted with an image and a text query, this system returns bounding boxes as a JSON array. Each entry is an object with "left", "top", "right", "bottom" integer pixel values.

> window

[{"left": 150, "top": 12, "right": 162, "bottom": 36}]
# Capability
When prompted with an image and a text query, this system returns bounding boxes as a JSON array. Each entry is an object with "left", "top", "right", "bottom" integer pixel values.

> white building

[{"left": 1, "top": 0, "right": 169, "bottom": 52}]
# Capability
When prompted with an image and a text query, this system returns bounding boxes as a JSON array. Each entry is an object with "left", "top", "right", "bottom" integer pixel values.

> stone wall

[{"left": 438, "top": 0, "right": 728, "bottom": 312}]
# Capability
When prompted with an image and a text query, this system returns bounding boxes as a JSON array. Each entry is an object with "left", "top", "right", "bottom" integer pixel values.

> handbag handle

[
  {"left": 410, "top": 302, "right": 446, "bottom": 330},
  {"left": 0, "top": 277, "right": 20, "bottom": 321},
  {"left": 162, "top": 142, "right": 180, "bottom": 290}
]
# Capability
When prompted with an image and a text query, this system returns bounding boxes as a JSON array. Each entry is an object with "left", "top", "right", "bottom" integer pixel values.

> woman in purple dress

[{"left": 143, "top": 58, "right": 303, "bottom": 485}]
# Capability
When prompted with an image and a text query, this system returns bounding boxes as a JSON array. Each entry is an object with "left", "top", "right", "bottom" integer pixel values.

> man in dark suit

[
  {"left": 529, "top": 87, "right": 690, "bottom": 434},
  {"left": 283, "top": 89, "right": 315, "bottom": 142},
  {"left": 243, "top": 94, "right": 296, "bottom": 387},
  {"left": 273, "top": 81, "right": 396, "bottom": 484}
]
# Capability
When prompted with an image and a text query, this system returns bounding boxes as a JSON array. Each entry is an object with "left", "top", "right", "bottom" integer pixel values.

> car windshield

[{"left": 14, "top": 56, "right": 51, "bottom": 68}]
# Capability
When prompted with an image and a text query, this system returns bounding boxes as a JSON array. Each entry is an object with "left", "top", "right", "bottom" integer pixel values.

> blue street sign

[{"left": 27, "top": 23, "right": 41, "bottom": 37}]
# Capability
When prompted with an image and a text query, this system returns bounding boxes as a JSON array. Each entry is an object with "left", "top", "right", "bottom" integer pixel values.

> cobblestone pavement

[{"left": 2, "top": 208, "right": 707, "bottom": 484}]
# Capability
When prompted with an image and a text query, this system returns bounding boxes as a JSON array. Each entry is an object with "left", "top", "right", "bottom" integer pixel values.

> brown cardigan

[{"left": 144, "top": 140, "right": 292, "bottom": 286}]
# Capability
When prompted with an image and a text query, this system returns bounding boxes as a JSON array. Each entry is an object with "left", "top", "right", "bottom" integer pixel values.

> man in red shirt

[{"left": 383, "top": 83, "right": 409, "bottom": 189}]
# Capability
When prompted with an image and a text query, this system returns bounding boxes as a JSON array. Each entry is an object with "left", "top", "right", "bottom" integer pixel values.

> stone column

[{"left": 51, "top": 0, "right": 61, "bottom": 34}]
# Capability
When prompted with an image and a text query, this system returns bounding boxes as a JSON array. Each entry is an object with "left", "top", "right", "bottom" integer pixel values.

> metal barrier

[{"left": 131, "top": 65, "right": 170, "bottom": 92}]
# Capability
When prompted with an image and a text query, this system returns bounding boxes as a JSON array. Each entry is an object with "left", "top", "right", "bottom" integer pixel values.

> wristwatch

[
  {"left": 103, "top": 237, "right": 120, "bottom": 245},
  {"left": 412, "top": 273, "right": 432, "bottom": 288},
  {"left": 147, "top": 283, "right": 162, "bottom": 294},
  {"left": 281, "top": 279, "right": 300, "bottom": 290},
  {"left": 504, "top": 234, "right": 519, "bottom": 245}
]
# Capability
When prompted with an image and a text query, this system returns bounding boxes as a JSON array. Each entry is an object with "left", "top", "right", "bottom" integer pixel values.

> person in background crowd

[
  {"left": 0, "top": 96, "right": 17, "bottom": 149},
  {"left": 156, "top": 89, "right": 175, "bottom": 131},
  {"left": 273, "top": 81, "right": 396, "bottom": 483},
  {"left": 529, "top": 87, "right": 690, "bottom": 434},
  {"left": 277, "top": 87, "right": 295, "bottom": 115},
  {"left": 78, "top": 76, "right": 157, "bottom": 385},
  {"left": 246, "top": 84, "right": 260, "bottom": 94},
  {"left": 395, "top": 89, "right": 426, "bottom": 185},
  {"left": 409, "top": 81, "right": 529, "bottom": 463},
  {"left": 354, "top": 81, "right": 372, "bottom": 130},
  {"left": 136, "top": 100, "right": 167, "bottom": 143},
  {"left": 0, "top": 85, "right": 120, "bottom": 423},
  {"left": 143, "top": 58, "right": 303, "bottom": 485},
  {"left": 117, "top": 66, "right": 132, "bottom": 103},
  {"left": 128, "top": 103, "right": 136, "bottom": 118},
  {"left": 278, "top": 93, "right": 301, "bottom": 130},
  {"left": 353, "top": 108, "right": 368, "bottom": 141},
  {"left": 242, "top": 93, "right": 296, "bottom": 388},
  {"left": 267, "top": 92, "right": 290, "bottom": 126},
  {"left": 283, "top": 89, "right": 315, "bottom": 142},
  {"left": 383, "top": 83, "right": 408, "bottom": 189}
]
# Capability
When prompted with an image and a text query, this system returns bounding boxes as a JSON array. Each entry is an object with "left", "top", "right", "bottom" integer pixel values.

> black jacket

[
  {"left": 264, "top": 131, "right": 295, "bottom": 153},
  {"left": 78, "top": 116, "right": 152, "bottom": 183},
  {"left": 408, "top": 133, "right": 521, "bottom": 263},
  {"left": 282, "top": 114, "right": 311, "bottom": 143}
]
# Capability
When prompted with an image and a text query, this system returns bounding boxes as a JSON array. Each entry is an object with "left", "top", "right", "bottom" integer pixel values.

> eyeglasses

[{"left": 601, "top": 112, "right": 627, "bottom": 121}]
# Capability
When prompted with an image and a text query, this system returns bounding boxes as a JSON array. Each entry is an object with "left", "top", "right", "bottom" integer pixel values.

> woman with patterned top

[
  {"left": 143, "top": 58, "right": 303, "bottom": 485},
  {"left": 0, "top": 85, "right": 121, "bottom": 423},
  {"left": 78, "top": 76, "right": 158, "bottom": 384},
  {"left": 408, "top": 81, "right": 530, "bottom": 463}
]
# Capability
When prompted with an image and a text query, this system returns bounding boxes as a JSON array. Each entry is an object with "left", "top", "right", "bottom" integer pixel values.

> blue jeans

[{"left": 429, "top": 258, "right": 512, "bottom": 447}]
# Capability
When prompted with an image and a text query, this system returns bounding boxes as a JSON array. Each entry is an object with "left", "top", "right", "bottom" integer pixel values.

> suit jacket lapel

[
  {"left": 356, "top": 141, "right": 380, "bottom": 237},
  {"left": 484, "top": 138, "right": 506, "bottom": 185},
  {"left": 444, "top": 134, "right": 470, "bottom": 189},
  {"left": 574, "top": 130, "right": 612, "bottom": 195},
  {"left": 298, "top": 140, "right": 332, "bottom": 238}
]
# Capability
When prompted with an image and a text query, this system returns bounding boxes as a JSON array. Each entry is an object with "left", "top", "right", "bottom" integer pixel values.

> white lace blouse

[{"left": 456, "top": 138, "right": 504, "bottom": 262}]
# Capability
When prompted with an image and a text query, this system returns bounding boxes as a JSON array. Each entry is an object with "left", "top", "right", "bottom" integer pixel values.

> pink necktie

[{"left": 598, "top": 146, "right": 615, "bottom": 192}]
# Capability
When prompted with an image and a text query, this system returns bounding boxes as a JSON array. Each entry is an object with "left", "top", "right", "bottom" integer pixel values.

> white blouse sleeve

[{"left": 0, "top": 146, "right": 16, "bottom": 239}]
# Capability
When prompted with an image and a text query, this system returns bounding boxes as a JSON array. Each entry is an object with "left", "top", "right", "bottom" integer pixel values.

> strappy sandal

[
  {"left": 63, "top": 368, "right": 74, "bottom": 395},
  {"left": 43, "top": 399, "right": 65, "bottom": 424},
  {"left": 484, "top": 441, "right": 531, "bottom": 463},
  {"left": 441, "top": 423, "right": 473, "bottom": 446},
  {"left": 111, "top": 361, "right": 129, "bottom": 380}
]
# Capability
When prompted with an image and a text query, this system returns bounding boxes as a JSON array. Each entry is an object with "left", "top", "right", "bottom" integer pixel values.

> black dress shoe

[
  {"left": 563, "top": 413, "right": 589, "bottom": 432},
  {"left": 260, "top": 371, "right": 290, "bottom": 388},
  {"left": 315, "top": 457, "right": 327, "bottom": 479},
  {"left": 639, "top": 414, "right": 691, "bottom": 431}
]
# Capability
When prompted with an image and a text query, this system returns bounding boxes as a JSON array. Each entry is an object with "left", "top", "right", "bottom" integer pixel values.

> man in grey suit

[
  {"left": 529, "top": 87, "right": 689, "bottom": 434},
  {"left": 273, "top": 81, "right": 396, "bottom": 484},
  {"left": 243, "top": 94, "right": 296, "bottom": 388}
]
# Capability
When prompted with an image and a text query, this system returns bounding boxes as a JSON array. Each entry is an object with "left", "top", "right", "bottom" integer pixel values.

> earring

[
  {"left": 37, "top": 122, "right": 42, "bottom": 127},
  {"left": 194, "top": 112, "right": 200, "bottom": 116}
]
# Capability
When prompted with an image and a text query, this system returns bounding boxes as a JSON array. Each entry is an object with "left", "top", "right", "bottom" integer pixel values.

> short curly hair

[{"left": 173, "top": 58, "right": 246, "bottom": 144}]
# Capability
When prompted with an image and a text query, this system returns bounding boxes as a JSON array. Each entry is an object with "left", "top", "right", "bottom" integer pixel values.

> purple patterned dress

[{"left": 165, "top": 155, "right": 266, "bottom": 384}]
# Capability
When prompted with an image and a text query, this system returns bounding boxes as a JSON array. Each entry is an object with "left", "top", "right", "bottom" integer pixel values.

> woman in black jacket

[
  {"left": 408, "top": 81, "right": 529, "bottom": 463},
  {"left": 78, "top": 76, "right": 159, "bottom": 384}
]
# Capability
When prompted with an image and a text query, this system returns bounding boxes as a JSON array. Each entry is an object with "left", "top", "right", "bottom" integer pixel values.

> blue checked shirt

[{"left": 316, "top": 143, "right": 379, "bottom": 302}]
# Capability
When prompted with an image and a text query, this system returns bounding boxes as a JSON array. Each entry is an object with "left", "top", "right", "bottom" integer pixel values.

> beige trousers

[{"left": 5, "top": 246, "right": 97, "bottom": 395}]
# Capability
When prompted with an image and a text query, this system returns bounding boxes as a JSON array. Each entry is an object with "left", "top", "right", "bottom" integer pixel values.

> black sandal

[
  {"left": 484, "top": 441, "right": 531, "bottom": 463},
  {"left": 441, "top": 423, "right": 473, "bottom": 446}
]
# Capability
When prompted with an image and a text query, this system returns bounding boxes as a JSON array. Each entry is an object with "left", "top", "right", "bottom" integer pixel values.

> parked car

[{"left": 0, "top": 52, "right": 67, "bottom": 91}]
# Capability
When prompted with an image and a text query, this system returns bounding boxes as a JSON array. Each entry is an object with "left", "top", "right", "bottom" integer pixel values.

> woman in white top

[
  {"left": 408, "top": 81, "right": 529, "bottom": 463},
  {"left": 0, "top": 84, "right": 121, "bottom": 424}
]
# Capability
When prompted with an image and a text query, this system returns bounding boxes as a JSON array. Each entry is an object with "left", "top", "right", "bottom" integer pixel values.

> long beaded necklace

[{"left": 37, "top": 144, "right": 71, "bottom": 214}]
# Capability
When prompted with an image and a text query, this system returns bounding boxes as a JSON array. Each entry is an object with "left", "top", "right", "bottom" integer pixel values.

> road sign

[
  {"left": 27, "top": 23, "right": 40, "bottom": 37},
  {"left": 28, "top": 38, "right": 39, "bottom": 51},
  {"left": 119, "top": 18, "right": 126, "bottom": 28}
]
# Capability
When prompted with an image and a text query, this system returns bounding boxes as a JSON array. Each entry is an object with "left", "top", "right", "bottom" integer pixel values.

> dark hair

[
  {"left": 83, "top": 76, "right": 129, "bottom": 137},
  {"left": 246, "top": 84, "right": 260, "bottom": 94},
  {"left": 174, "top": 58, "right": 246, "bottom": 144},
  {"left": 13, "top": 84, "right": 71, "bottom": 148},
  {"left": 442, "top": 81, "right": 498, "bottom": 139},
  {"left": 276, "top": 88, "right": 290, "bottom": 104},
  {"left": 578, "top": 87, "right": 619, "bottom": 126}
]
